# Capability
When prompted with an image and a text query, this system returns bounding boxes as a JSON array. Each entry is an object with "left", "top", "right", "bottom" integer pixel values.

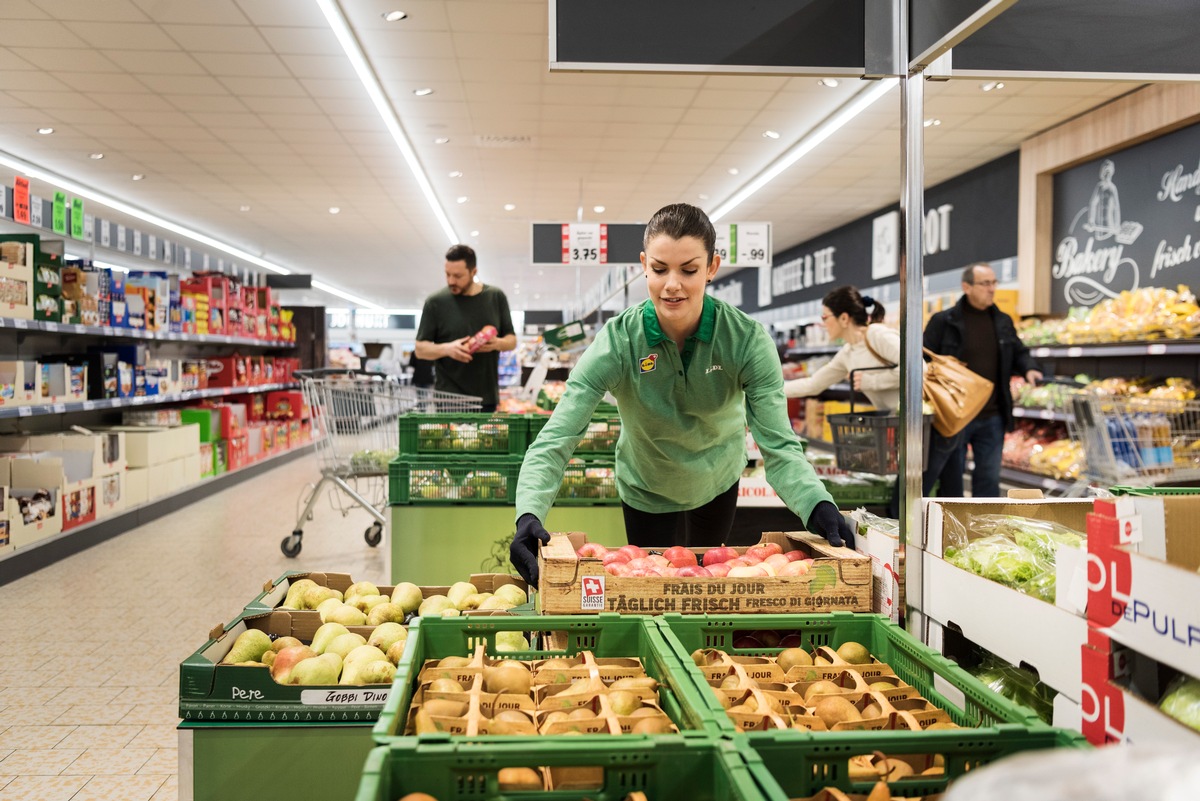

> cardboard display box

[
  {"left": 125, "top": 467, "right": 149, "bottom": 508},
  {"left": 96, "top": 471, "right": 126, "bottom": 519},
  {"left": 537, "top": 530, "right": 871, "bottom": 615},
  {"left": 0, "top": 486, "right": 11, "bottom": 555},
  {"left": 4, "top": 456, "right": 63, "bottom": 548},
  {"left": 0, "top": 431, "right": 126, "bottom": 476},
  {"left": 0, "top": 259, "right": 34, "bottom": 320},
  {"left": 850, "top": 511, "right": 904, "bottom": 624},
  {"left": 106, "top": 424, "right": 200, "bottom": 468}
]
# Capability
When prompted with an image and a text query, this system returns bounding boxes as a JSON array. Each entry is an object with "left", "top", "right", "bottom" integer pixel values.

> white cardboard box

[
  {"left": 96, "top": 471, "right": 126, "bottom": 519},
  {"left": 736, "top": 475, "right": 785, "bottom": 508},
  {"left": 0, "top": 260, "right": 34, "bottom": 320},
  {"left": 851, "top": 511, "right": 903, "bottom": 624},
  {"left": 0, "top": 361, "right": 30, "bottom": 408},
  {"left": 125, "top": 467, "right": 149, "bottom": 508},
  {"left": 180, "top": 453, "right": 202, "bottom": 488},
  {"left": 0, "top": 432, "right": 126, "bottom": 476},
  {"left": 1054, "top": 684, "right": 1200, "bottom": 745},
  {"left": 6, "top": 456, "right": 63, "bottom": 547}
]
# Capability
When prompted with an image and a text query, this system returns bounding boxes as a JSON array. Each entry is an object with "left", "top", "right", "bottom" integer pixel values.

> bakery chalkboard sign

[{"left": 1050, "top": 121, "right": 1200, "bottom": 314}]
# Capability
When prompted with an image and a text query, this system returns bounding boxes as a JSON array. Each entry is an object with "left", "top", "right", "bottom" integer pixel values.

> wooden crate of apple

[
  {"left": 407, "top": 645, "right": 676, "bottom": 736},
  {"left": 687, "top": 642, "right": 960, "bottom": 734},
  {"left": 538, "top": 531, "right": 871, "bottom": 615}
]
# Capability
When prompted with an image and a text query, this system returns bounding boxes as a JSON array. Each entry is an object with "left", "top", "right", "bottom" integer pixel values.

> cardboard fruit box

[
  {"left": 537, "top": 531, "right": 871, "bottom": 615},
  {"left": 179, "top": 610, "right": 393, "bottom": 722}
]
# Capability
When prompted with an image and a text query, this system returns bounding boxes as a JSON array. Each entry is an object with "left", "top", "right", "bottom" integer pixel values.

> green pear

[
  {"left": 366, "top": 603, "right": 405, "bottom": 626},
  {"left": 345, "top": 581, "right": 380, "bottom": 600},
  {"left": 326, "top": 632, "right": 368, "bottom": 660},
  {"left": 460, "top": 593, "right": 491, "bottom": 610},
  {"left": 494, "top": 584, "right": 528, "bottom": 607},
  {"left": 385, "top": 639, "right": 407, "bottom": 666},
  {"left": 280, "top": 578, "right": 317, "bottom": 610},
  {"left": 356, "top": 660, "right": 396, "bottom": 685},
  {"left": 316, "top": 597, "right": 344, "bottom": 622},
  {"left": 441, "top": 608, "right": 461, "bottom": 617},
  {"left": 494, "top": 632, "right": 530, "bottom": 653},
  {"left": 261, "top": 650, "right": 276, "bottom": 669},
  {"left": 418, "top": 595, "right": 455, "bottom": 617},
  {"left": 290, "top": 652, "right": 342, "bottom": 685},
  {"left": 221, "top": 629, "right": 272, "bottom": 664},
  {"left": 367, "top": 622, "right": 407, "bottom": 652},
  {"left": 271, "top": 637, "right": 303, "bottom": 653},
  {"left": 344, "top": 644, "right": 388, "bottom": 668},
  {"left": 348, "top": 593, "right": 388, "bottom": 613},
  {"left": 391, "top": 582, "right": 424, "bottom": 613},
  {"left": 478, "top": 596, "right": 515, "bottom": 611},
  {"left": 271, "top": 645, "right": 317, "bottom": 683},
  {"left": 302, "top": 585, "right": 341, "bottom": 610},
  {"left": 447, "top": 581, "right": 479, "bottom": 610},
  {"left": 310, "top": 622, "right": 351, "bottom": 655},
  {"left": 326, "top": 605, "right": 367, "bottom": 626}
]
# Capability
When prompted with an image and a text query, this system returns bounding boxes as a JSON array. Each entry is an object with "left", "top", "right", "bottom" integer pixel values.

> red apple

[
  {"left": 779, "top": 633, "right": 803, "bottom": 648},
  {"left": 784, "top": 550, "right": 809, "bottom": 562},
  {"left": 728, "top": 565, "right": 769, "bottom": 578},
  {"left": 675, "top": 565, "right": 712, "bottom": 577},
  {"left": 647, "top": 554, "right": 671, "bottom": 569},
  {"left": 706, "top": 562, "right": 732, "bottom": 578},
  {"left": 702, "top": 546, "right": 738, "bottom": 567},
  {"left": 758, "top": 542, "right": 784, "bottom": 557},
  {"left": 779, "top": 561, "right": 811, "bottom": 577},
  {"left": 764, "top": 553, "right": 790, "bottom": 571},
  {"left": 576, "top": 542, "right": 608, "bottom": 559},
  {"left": 625, "top": 557, "right": 654, "bottom": 571},
  {"left": 618, "top": 545, "right": 648, "bottom": 561},
  {"left": 602, "top": 551, "right": 631, "bottom": 566},
  {"left": 629, "top": 567, "right": 658, "bottom": 577},
  {"left": 605, "top": 562, "right": 631, "bottom": 577},
  {"left": 662, "top": 546, "right": 698, "bottom": 568},
  {"left": 745, "top": 546, "right": 774, "bottom": 562}
]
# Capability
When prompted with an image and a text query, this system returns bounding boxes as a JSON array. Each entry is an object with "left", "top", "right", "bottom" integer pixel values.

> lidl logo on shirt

[
  {"left": 638, "top": 354, "right": 658, "bottom": 374},
  {"left": 706, "top": 364, "right": 723, "bottom": 374}
]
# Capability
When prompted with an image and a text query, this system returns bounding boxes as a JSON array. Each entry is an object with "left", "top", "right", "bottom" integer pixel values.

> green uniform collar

[{"left": 641, "top": 294, "right": 717, "bottom": 347}]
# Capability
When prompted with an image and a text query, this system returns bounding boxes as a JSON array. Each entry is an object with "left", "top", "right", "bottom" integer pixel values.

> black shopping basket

[{"left": 825, "top": 367, "right": 930, "bottom": 474}]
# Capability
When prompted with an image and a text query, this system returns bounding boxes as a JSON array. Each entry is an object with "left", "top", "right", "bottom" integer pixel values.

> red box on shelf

[
  {"left": 267, "top": 390, "right": 305, "bottom": 420},
  {"left": 207, "top": 355, "right": 248, "bottom": 388},
  {"left": 216, "top": 403, "right": 247, "bottom": 440},
  {"left": 182, "top": 274, "right": 230, "bottom": 335},
  {"left": 240, "top": 287, "right": 259, "bottom": 338},
  {"left": 227, "top": 434, "right": 249, "bottom": 471},
  {"left": 288, "top": 419, "right": 302, "bottom": 448}
]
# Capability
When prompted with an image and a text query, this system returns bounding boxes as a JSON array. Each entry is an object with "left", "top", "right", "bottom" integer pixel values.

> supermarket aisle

[{"left": 0, "top": 453, "right": 388, "bottom": 801}]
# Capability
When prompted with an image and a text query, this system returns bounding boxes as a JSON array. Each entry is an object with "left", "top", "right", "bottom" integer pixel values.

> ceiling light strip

[
  {"left": 709, "top": 79, "right": 898, "bottom": 222},
  {"left": 316, "top": 0, "right": 460, "bottom": 246},
  {"left": 0, "top": 149, "right": 384, "bottom": 311}
]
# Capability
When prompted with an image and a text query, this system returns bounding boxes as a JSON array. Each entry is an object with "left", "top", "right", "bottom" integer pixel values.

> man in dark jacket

[{"left": 923, "top": 263, "right": 1042, "bottom": 497}]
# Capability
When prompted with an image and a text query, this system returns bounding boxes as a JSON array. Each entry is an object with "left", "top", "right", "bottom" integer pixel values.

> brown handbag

[{"left": 922, "top": 347, "right": 995, "bottom": 437}]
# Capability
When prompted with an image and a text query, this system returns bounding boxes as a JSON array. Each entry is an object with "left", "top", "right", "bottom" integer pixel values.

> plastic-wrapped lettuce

[
  {"left": 1159, "top": 675, "right": 1200, "bottom": 732},
  {"left": 978, "top": 514, "right": 1086, "bottom": 561},
  {"left": 971, "top": 656, "right": 1056, "bottom": 724},
  {"left": 942, "top": 513, "right": 1085, "bottom": 602},
  {"left": 945, "top": 535, "right": 1045, "bottom": 588}
]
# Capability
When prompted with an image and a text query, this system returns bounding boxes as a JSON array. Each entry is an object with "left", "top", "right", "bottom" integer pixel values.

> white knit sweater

[{"left": 783, "top": 325, "right": 902, "bottom": 411}]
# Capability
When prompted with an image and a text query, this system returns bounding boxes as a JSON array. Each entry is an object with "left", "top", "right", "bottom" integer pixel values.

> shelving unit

[
  {"left": 0, "top": 315, "right": 296, "bottom": 348},
  {"left": 1011, "top": 407, "right": 1072, "bottom": 422},
  {"left": 1029, "top": 340, "right": 1200, "bottom": 359},
  {"left": 0, "top": 382, "right": 298, "bottom": 420},
  {"left": 998, "top": 467, "right": 1079, "bottom": 495}
]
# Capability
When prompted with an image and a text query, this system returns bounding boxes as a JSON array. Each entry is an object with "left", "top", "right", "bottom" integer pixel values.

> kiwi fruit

[
  {"left": 483, "top": 665, "right": 531, "bottom": 695},
  {"left": 776, "top": 647, "right": 813, "bottom": 672},
  {"left": 803, "top": 680, "right": 841, "bottom": 702},
  {"left": 497, "top": 767, "right": 542, "bottom": 790},
  {"left": 813, "top": 696, "right": 862, "bottom": 727},
  {"left": 437, "top": 656, "right": 471, "bottom": 668},
  {"left": 631, "top": 716, "right": 673, "bottom": 734},
  {"left": 421, "top": 699, "right": 468, "bottom": 718},
  {"left": 835, "top": 641, "right": 872, "bottom": 665},
  {"left": 428, "top": 678, "right": 464, "bottom": 693}
]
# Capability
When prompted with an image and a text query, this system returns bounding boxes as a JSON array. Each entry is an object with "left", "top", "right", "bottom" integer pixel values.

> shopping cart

[
  {"left": 282, "top": 368, "right": 482, "bottom": 557},
  {"left": 1068, "top": 392, "right": 1200, "bottom": 487}
]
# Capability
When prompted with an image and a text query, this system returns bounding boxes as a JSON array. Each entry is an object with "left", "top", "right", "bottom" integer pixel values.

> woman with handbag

[{"left": 782, "top": 286, "right": 901, "bottom": 410}]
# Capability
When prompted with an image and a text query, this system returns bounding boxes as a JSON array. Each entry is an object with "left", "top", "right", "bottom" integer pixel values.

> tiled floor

[{"left": 0, "top": 455, "right": 388, "bottom": 800}]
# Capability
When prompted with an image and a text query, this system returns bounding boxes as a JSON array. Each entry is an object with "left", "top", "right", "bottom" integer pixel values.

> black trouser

[
  {"left": 621, "top": 479, "right": 740, "bottom": 548},
  {"left": 479, "top": 403, "right": 497, "bottom": 413}
]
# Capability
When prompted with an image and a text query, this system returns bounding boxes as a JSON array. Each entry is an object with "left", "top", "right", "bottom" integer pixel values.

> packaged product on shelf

[
  {"left": 108, "top": 272, "right": 128, "bottom": 327},
  {"left": 0, "top": 258, "right": 34, "bottom": 319},
  {"left": 3, "top": 455, "right": 63, "bottom": 547}
]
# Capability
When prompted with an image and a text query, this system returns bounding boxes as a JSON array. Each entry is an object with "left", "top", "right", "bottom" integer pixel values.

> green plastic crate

[
  {"left": 372, "top": 613, "right": 733, "bottom": 745},
  {"left": 555, "top": 458, "right": 619, "bottom": 505},
  {"left": 529, "top": 413, "right": 622, "bottom": 456},
  {"left": 821, "top": 479, "right": 892, "bottom": 508},
  {"left": 737, "top": 727, "right": 1088, "bottom": 800},
  {"left": 357, "top": 736, "right": 769, "bottom": 801},
  {"left": 1110, "top": 486, "right": 1200, "bottom": 496},
  {"left": 654, "top": 613, "right": 1048, "bottom": 732},
  {"left": 388, "top": 455, "right": 522, "bottom": 504},
  {"left": 398, "top": 413, "right": 529, "bottom": 456}
]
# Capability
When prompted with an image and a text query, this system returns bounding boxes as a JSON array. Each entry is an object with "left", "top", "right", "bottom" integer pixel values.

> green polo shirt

[{"left": 516, "top": 295, "right": 832, "bottom": 523}]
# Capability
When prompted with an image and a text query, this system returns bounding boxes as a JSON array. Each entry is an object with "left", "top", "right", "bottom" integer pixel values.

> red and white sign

[
  {"left": 561, "top": 223, "right": 607, "bottom": 266},
  {"left": 13, "top": 176, "right": 30, "bottom": 224},
  {"left": 580, "top": 575, "right": 605, "bottom": 610}
]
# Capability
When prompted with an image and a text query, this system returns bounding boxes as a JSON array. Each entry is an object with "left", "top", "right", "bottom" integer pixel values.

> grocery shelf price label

[
  {"left": 71, "top": 198, "right": 85, "bottom": 239},
  {"left": 714, "top": 222, "right": 771, "bottom": 267},
  {"left": 117, "top": 224, "right": 127, "bottom": 251},
  {"left": 12, "top": 176, "right": 29, "bottom": 224},
  {"left": 52, "top": 192, "right": 66, "bottom": 235},
  {"left": 29, "top": 194, "right": 43, "bottom": 228},
  {"left": 561, "top": 223, "right": 607, "bottom": 266}
]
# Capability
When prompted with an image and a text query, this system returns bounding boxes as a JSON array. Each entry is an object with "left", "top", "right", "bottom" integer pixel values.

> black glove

[
  {"left": 510, "top": 513, "right": 550, "bottom": 586},
  {"left": 806, "top": 501, "right": 855, "bottom": 549}
]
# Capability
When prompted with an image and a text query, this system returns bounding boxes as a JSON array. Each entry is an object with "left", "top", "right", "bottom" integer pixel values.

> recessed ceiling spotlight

[
  {"left": 727, "top": 167, "right": 739, "bottom": 175},
  {"left": 818, "top": 78, "right": 839, "bottom": 88},
  {"left": 37, "top": 127, "right": 54, "bottom": 135},
  {"left": 593, "top": 205, "right": 605, "bottom": 213},
  {"left": 923, "top": 118, "right": 941, "bottom": 127},
  {"left": 469, "top": 230, "right": 479, "bottom": 237},
  {"left": 698, "top": 194, "right": 709, "bottom": 201},
  {"left": 448, "top": 170, "right": 462, "bottom": 178},
  {"left": 980, "top": 81, "right": 1005, "bottom": 92},
  {"left": 456, "top": 196, "right": 469, "bottom": 204},
  {"left": 132, "top": 173, "right": 145, "bottom": 181},
  {"left": 534, "top": 293, "right": 540, "bottom": 300},
  {"left": 413, "top": 88, "right": 434, "bottom": 97},
  {"left": 762, "top": 130, "right": 781, "bottom": 139},
  {"left": 434, "top": 137, "right": 450, "bottom": 144},
  {"left": 89, "top": 152, "right": 104, "bottom": 159},
  {"left": 239, "top": 204, "right": 251, "bottom": 211},
  {"left": 382, "top": 10, "right": 407, "bottom": 22},
  {"left": 329, "top": 206, "right": 341, "bottom": 214},
  {"left": 503, "top": 203, "right": 516, "bottom": 211}
]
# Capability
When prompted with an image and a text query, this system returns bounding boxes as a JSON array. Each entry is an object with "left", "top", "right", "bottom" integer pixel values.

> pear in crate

[
  {"left": 356, "top": 660, "right": 396, "bottom": 685},
  {"left": 325, "top": 605, "right": 367, "bottom": 627},
  {"left": 290, "top": 653, "right": 342, "bottom": 685},
  {"left": 478, "top": 597, "right": 515, "bottom": 611},
  {"left": 494, "top": 584, "right": 528, "bottom": 606},
  {"left": 271, "top": 645, "right": 317, "bottom": 684},
  {"left": 391, "top": 582, "right": 423, "bottom": 614},
  {"left": 344, "top": 581, "right": 380, "bottom": 600},
  {"left": 366, "top": 603, "right": 406, "bottom": 626},
  {"left": 326, "top": 633, "right": 368, "bottom": 660},
  {"left": 459, "top": 593, "right": 491, "bottom": 610},
  {"left": 367, "top": 622, "right": 407, "bottom": 652},
  {"left": 385, "top": 640, "right": 407, "bottom": 666},
  {"left": 221, "top": 629, "right": 272, "bottom": 664},
  {"left": 447, "top": 581, "right": 479, "bottom": 610},
  {"left": 302, "top": 585, "right": 341, "bottom": 610},
  {"left": 316, "top": 597, "right": 343, "bottom": 622},
  {"left": 310, "top": 622, "right": 350, "bottom": 655},
  {"left": 280, "top": 578, "right": 317, "bottom": 609},
  {"left": 495, "top": 631, "right": 529, "bottom": 652},
  {"left": 418, "top": 595, "right": 455, "bottom": 617}
]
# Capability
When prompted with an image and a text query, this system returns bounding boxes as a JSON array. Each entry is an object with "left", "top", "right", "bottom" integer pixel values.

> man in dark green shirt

[{"left": 415, "top": 244, "right": 516, "bottom": 411}]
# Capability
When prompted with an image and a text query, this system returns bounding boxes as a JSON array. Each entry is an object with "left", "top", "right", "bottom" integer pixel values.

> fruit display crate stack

[
  {"left": 372, "top": 613, "right": 732, "bottom": 745},
  {"left": 396, "top": 412, "right": 530, "bottom": 456},
  {"left": 527, "top": 412, "right": 622, "bottom": 456}
]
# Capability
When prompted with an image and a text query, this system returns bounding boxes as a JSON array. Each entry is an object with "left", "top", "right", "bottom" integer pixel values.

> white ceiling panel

[
  {"left": 259, "top": 26, "right": 342, "bottom": 56},
  {"left": 161, "top": 24, "right": 271, "bottom": 53},
  {"left": 0, "top": 20, "right": 90, "bottom": 48},
  {"left": 234, "top": 0, "right": 330, "bottom": 28}
]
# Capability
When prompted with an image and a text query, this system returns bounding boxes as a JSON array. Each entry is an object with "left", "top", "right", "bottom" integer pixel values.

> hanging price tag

[
  {"left": 72, "top": 198, "right": 85, "bottom": 239},
  {"left": 713, "top": 223, "right": 771, "bottom": 267},
  {"left": 52, "top": 192, "right": 66, "bottom": 234},
  {"left": 561, "top": 223, "right": 607, "bottom": 266},
  {"left": 30, "top": 194, "right": 44, "bottom": 228},
  {"left": 117, "top": 224, "right": 127, "bottom": 251}
]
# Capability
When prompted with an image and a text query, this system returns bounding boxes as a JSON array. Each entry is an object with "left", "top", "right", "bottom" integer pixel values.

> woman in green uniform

[{"left": 509, "top": 203, "right": 852, "bottom": 585}]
